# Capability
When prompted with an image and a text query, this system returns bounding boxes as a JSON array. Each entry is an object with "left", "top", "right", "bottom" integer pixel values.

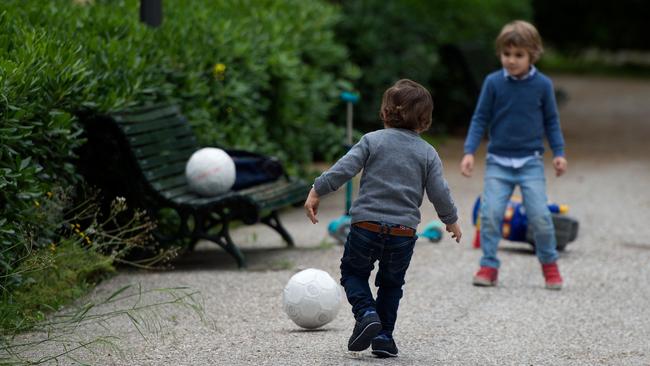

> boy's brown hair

[
  {"left": 495, "top": 20, "right": 544, "bottom": 63},
  {"left": 380, "top": 79, "right": 433, "bottom": 131}
]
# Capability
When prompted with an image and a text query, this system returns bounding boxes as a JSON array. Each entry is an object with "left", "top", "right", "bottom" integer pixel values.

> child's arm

[
  {"left": 460, "top": 154, "right": 475, "bottom": 177},
  {"left": 445, "top": 222, "right": 462, "bottom": 243},
  {"left": 426, "top": 151, "right": 459, "bottom": 237},
  {"left": 463, "top": 78, "right": 495, "bottom": 153},
  {"left": 304, "top": 188, "right": 320, "bottom": 224},
  {"left": 461, "top": 77, "right": 495, "bottom": 177},
  {"left": 553, "top": 157, "right": 567, "bottom": 177},
  {"left": 313, "top": 136, "right": 369, "bottom": 195},
  {"left": 542, "top": 79, "right": 568, "bottom": 177},
  {"left": 305, "top": 136, "right": 370, "bottom": 223}
]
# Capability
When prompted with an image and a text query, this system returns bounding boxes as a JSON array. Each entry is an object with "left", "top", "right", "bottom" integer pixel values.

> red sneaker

[
  {"left": 542, "top": 262, "right": 563, "bottom": 290},
  {"left": 472, "top": 266, "right": 498, "bottom": 287}
]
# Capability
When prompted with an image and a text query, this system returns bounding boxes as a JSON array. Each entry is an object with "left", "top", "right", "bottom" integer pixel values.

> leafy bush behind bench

[{"left": 0, "top": 0, "right": 353, "bottom": 285}]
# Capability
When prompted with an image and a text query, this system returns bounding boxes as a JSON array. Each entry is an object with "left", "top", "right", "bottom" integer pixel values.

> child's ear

[{"left": 420, "top": 115, "right": 431, "bottom": 126}]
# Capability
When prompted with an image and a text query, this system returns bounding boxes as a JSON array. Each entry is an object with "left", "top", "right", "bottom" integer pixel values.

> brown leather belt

[{"left": 353, "top": 221, "right": 415, "bottom": 237}]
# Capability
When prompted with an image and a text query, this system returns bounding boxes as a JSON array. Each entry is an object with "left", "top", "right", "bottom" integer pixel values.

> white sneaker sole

[
  {"left": 545, "top": 283, "right": 562, "bottom": 290},
  {"left": 472, "top": 277, "right": 497, "bottom": 287},
  {"left": 372, "top": 349, "right": 398, "bottom": 358},
  {"left": 348, "top": 322, "right": 381, "bottom": 352}
]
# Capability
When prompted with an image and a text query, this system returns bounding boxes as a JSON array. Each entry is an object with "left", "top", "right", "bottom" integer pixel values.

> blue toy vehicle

[{"left": 471, "top": 196, "right": 579, "bottom": 251}]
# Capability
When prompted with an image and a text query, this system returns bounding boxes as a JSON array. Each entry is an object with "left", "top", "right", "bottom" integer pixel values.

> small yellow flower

[
  {"left": 49, "top": 242, "right": 56, "bottom": 252},
  {"left": 46, "top": 192, "right": 53, "bottom": 199},
  {"left": 213, "top": 63, "right": 226, "bottom": 80},
  {"left": 33, "top": 200, "right": 40, "bottom": 207},
  {"left": 213, "top": 63, "right": 226, "bottom": 74}
]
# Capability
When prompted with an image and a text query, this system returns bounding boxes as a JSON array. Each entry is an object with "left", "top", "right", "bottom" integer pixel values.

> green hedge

[
  {"left": 0, "top": 10, "right": 88, "bottom": 282},
  {"left": 336, "top": 0, "right": 531, "bottom": 133},
  {"left": 0, "top": 0, "right": 353, "bottom": 285}
]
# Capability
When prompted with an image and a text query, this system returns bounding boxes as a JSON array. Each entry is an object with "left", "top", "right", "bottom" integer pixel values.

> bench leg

[
  {"left": 199, "top": 217, "right": 247, "bottom": 268},
  {"left": 206, "top": 230, "right": 246, "bottom": 268},
  {"left": 262, "top": 211, "right": 294, "bottom": 247},
  {"left": 219, "top": 227, "right": 247, "bottom": 269}
]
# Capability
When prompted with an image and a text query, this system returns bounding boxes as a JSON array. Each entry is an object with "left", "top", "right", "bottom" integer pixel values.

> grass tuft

[{"left": 1, "top": 240, "right": 115, "bottom": 333}]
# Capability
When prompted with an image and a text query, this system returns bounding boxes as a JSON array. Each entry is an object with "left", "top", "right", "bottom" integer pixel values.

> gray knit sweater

[{"left": 313, "top": 128, "right": 458, "bottom": 229}]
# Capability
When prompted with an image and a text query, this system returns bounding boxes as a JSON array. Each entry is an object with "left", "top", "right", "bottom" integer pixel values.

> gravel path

[{"left": 10, "top": 75, "right": 650, "bottom": 365}]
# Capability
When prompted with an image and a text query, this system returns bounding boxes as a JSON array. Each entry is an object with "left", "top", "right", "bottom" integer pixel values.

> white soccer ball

[
  {"left": 282, "top": 268, "right": 343, "bottom": 329},
  {"left": 185, "top": 147, "right": 236, "bottom": 196}
]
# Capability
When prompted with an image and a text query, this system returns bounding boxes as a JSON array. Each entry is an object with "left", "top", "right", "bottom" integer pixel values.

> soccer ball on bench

[{"left": 185, "top": 147, "right": 236, "bottom": 196}]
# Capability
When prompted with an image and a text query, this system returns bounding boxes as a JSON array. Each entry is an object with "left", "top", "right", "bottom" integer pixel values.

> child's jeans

[
  {"left": 340, "top": 223, "right": 417, "bottom": 334},
  {"left": 480, "top": 156, "right": 559, "bottom": 268}
]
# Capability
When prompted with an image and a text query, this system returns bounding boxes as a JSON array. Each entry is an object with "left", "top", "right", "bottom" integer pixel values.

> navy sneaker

[
  {"left": 347, "top": 311, "right": 382, "bottom": 351},
  {"left": 371, "top": 334, "right": 398, "bottom": 358}
]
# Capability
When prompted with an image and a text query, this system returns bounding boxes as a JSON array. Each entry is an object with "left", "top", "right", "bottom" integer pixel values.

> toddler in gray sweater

[{"left": 304, "top": 79, "right": 461, "bottom": 357}]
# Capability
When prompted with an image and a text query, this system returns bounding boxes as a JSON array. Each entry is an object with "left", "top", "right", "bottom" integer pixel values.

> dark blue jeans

[{"left": 340, "top": 222, "right": 417, "bottom": 334}]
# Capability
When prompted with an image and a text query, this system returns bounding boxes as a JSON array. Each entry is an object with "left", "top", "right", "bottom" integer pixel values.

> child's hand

[
  {"left": 446, "top": 222, "right": 462, "bottom": 243},
  {"left": 304, "top": 188, "right": 320, "bottom": 224},
  {"left": 553, "top": 156, "right": 568, "bottom": 177},
  {"left": 460, "top": 154, "right": 474, "bottom": 177}
]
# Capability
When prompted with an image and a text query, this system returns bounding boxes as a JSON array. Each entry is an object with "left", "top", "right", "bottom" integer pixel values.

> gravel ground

[{"left": 8, "top": 75, "right": 650, "bottom": 365}]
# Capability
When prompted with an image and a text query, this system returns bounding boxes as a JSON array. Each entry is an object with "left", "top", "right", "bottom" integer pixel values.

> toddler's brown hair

[{"left": 380, "top": 79, "right": 433, "bottom": 132}]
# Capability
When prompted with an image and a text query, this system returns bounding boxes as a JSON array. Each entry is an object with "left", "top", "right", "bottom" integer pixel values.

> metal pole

[
  {"left": 140, "top": 0, "right": 162, "bottom": 27},
  {"left": 345, "top": 101, "right": 354, "bottom": 215},
  {"left": 346, "top": 102, "right": 353, "bottom": 146},
  {"left": 339, "top": 91, "right": 359, "bottom": 216}
]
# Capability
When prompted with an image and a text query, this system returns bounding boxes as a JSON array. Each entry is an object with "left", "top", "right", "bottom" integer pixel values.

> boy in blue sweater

[
  {"left": 460, "top": 20, "right": 567, "bottom": 290},
  {"left": 305, "top": 79, "right": 461, "bottom": 357}
]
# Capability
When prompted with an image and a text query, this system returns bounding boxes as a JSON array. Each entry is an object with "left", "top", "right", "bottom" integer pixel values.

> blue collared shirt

[{"left": 502, "top": 65, "right": 537, "bottom": 80}]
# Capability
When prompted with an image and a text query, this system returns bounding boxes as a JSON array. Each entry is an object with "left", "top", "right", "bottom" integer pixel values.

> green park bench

[{"left": 78, "top": 104, "right": 310, "bottom": 268}]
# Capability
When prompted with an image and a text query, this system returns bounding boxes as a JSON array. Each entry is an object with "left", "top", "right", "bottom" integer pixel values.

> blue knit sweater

[{"left": 463, "top": 69, "right": 565, "bottom": 157}]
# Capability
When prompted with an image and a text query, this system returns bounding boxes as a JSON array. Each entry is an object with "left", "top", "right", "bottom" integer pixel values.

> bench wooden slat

[
  {"left": 129, "top": 131, "right": 198, "bottom": 148},
  {"left": 170, "top": 193, "right": 201, "bottom": 203},
  {"left": 139, "top": 147, "right": 197, "bottom": 171},
  {"left": 143, "top": 161, "right": 187, "bottom": 181},
  {"left": 240, "top": 180, "right": 309, "bottom": 211},
  {"left": 114, "top": 105, "right": 180, "bottom": 123},
  {"left": 134, "top": 139, "right": 197, "bottom": 159},
  {"left": 127, "top": 125, "right": 195, "bottom": 147},
  {"left": 151, "top": 175, "right": 188, "bottom": 191},
  {"left": 186, "top": 192, "right": 239, "bottom": 206},
  {"left": 161, "top": 186, "right": 194, "bottom": 200},
  {"left": 119, "top": 115, "right": 189, "bottom": 135},
  {"left": 115, "top": 103, "right": 175, "bottom": 116}
]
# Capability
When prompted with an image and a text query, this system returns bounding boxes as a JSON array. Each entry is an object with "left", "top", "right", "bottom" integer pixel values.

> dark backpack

[{"left": 226, "top": 149, "right": 285, "bottom": 190}]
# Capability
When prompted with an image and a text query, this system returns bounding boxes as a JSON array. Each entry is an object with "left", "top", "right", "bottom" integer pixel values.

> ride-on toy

[{"left": 471, "top": 196, "right": 579, "bottom": 251}]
